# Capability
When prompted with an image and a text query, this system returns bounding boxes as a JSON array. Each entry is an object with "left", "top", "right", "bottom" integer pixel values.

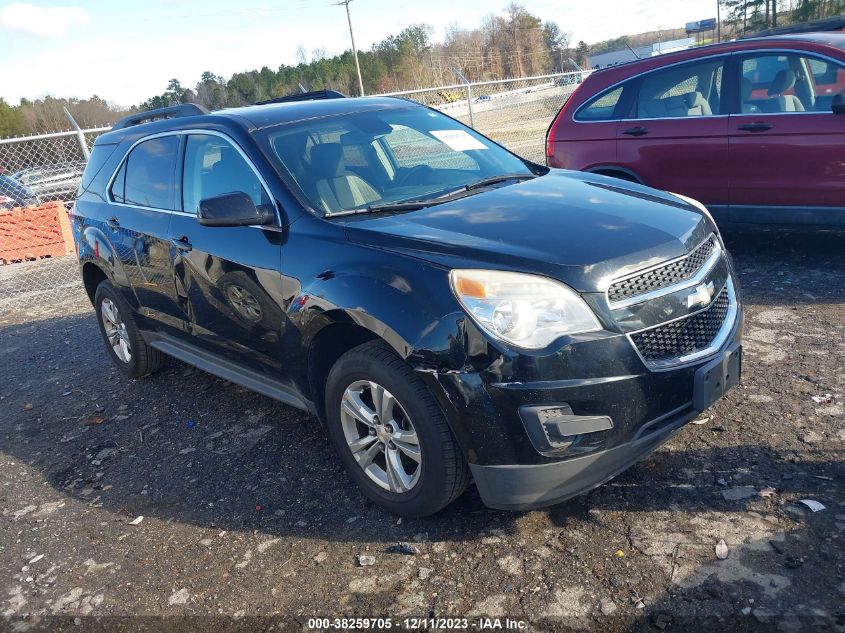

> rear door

[
  {"left": 168, "top": 132, "right": 287, "bottom": 375},
  {"left": 106, "top": 135, "right": 184, "bottom": 330},
  {"left": 548, "top": 83, "right": 624, "bottom": 171},
  {"left": 616, "top": 56, "right": 730, "bottom": 205},
  {"left": 727, "top": 50, "right": 845, "bottom": 223}
]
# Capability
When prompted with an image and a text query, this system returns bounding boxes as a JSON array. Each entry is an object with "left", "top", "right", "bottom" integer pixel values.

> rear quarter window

[{"left": 81, "top": 142, "right": 119, "bottom": 191}]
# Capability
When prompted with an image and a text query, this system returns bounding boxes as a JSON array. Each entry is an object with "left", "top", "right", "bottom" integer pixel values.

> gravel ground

[{"left": 1, "top": 230, "right": 843, "bottom": 632}]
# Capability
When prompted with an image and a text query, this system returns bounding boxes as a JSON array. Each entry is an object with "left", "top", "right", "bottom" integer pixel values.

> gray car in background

[{"left": 12, "top": 161, "right": 86, "bottom": 202}]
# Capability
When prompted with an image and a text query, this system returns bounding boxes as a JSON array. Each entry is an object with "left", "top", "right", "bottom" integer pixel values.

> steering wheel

[{"left": 394, "top": 165, "right": 435, "bottom": 187}]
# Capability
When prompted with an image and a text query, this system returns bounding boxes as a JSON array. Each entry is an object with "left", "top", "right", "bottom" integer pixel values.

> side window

[
  {"left": 182, "top": 134, "right": 271, "bottom": 215},
  {"left": 805, "top": 56, "right": 845, "bottom": 111},
  {"left": 740, "top": 54, "right": 826, "bottom": 113},
  {"left": 120, "top": 136, "right": 179, "bottom": 210},
  {"left": 574, "top": 86, "right": 623, "bottom": 121},
  {"left": 382, "top": 125, "right": 479, "bottom": 171},
  {"left": 110, "top": 162, "right": 126, "bottom": 203},
  {"left": 636, "top": 59, "right": 724, "bottom": 119}
]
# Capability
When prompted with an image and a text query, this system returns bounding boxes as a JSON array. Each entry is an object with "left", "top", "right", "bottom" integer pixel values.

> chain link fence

[
  {"left": 379, "top": 70, "right": 588, "bottom": 163},
  {"left": 0, "top": 128, "right": 109, "bottom": 318},
  {"left": 0, "top": 70, "right": 584, "bottom": 320}
]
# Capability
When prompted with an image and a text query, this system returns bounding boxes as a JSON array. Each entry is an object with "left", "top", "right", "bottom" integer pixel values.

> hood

[{"left": 341, "top": 170, "right": 713, "bottom": 293}]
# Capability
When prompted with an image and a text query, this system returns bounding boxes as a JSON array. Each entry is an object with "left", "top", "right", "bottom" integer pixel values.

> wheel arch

[
  {"left": 76, "top": 225, "right": 133, "bottom": 305},
  {"left": 81, "top": 261, "right": 109, "bottom": 305},
  {"left": 584, "top": 165, "right": 644, "bottom": 184},
  {"left": 306, "top": 319, "right": 383, "bottom": 421}
]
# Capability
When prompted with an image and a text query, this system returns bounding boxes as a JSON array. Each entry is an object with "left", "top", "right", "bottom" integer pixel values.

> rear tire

[
  {"left": 325, "top": 340, "right": 470, "bottom": 517},
  {"left": 94, "top": 281, "right": 164, "bottom": 378}
]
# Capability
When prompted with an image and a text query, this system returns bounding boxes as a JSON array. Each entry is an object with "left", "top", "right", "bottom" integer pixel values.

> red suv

[{"left": 547, "top": 33, "right": 845, "bottom": 226}]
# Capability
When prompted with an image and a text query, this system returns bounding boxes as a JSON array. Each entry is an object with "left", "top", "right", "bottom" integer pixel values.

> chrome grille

[
  {"left": 630, "top": 287, "right": 730, "bottom": 363},
  {"left": 608, "top": 235, "right": 718, "bottom": 305}
]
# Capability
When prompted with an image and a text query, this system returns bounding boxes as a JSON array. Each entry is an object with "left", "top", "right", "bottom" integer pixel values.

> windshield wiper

[
  {"left": 464, "top": 172, "right": 537, "bottom": 191},
  {"left": 365, "top": 173, "right": 538, "bottom": 212},
  {"left": 363, "top": 185, "right": 478, "bottom": 213},
  {"left": 365, "top": 199, "right": 442, "bottom": 212},
  {"left": 328, "top": 173, "right": 538, "bottom": 217}
]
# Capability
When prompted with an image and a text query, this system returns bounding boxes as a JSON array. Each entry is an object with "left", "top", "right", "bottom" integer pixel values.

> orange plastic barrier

[{"left": 0, "top": 202, "right": 74, "bottom": 264}]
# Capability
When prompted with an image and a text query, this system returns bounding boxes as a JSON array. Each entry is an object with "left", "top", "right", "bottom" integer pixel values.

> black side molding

[
  {"left": 111, "top": 104, "right": 210, "bottom": 131},
  {"left": 141, "top": 331, "right": 316, "bottom": 415}
]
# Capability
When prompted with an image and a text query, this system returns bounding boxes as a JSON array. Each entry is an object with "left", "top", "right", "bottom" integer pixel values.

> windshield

[{"left": 257, "top": 105, "right": 532, "bottom": 216}]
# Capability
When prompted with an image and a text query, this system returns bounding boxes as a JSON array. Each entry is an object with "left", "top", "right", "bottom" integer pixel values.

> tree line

[
  {"left": 141, "top": 3, "right": 570, "bottom": 110},
  {"left": 0, "top": 0, "right": 841, "bottom": 137},
  {"left": 723, "top": 0, "right": 844, "bottom": 34}
]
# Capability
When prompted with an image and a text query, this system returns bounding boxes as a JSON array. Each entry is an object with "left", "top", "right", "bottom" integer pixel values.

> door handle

[
  {"left": 622, "top": 126, "right": 649, "bottom": 136},
  {"left": 737, "top": 122, "right": 772, "bottom": 132},
  {"left": 106, "top": 216, "right": 120, "bottom": 229},
  {"left": 169, "top": 235, "right": 192, "bottom": 252}
]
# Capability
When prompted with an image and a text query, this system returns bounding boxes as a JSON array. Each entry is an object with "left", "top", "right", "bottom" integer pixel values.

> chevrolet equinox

[{"left": 72, "top": 94, "right": 743, "bottom": 517}]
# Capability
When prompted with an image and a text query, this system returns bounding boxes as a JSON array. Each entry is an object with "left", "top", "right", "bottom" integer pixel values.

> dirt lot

[{"left": 1, "top": 230, "right": 843, "bottom": 632}]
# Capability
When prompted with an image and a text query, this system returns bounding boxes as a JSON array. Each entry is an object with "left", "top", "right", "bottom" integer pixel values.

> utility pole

[
  {"left": 334, "top": 0, "right": 365, "bottom": 96},
  {"left": 716, "top": 0, "right": 721, "bottom": 42}
]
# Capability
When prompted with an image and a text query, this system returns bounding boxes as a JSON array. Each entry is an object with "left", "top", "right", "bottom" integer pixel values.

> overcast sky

[{"left": 0, "top": 0, "right": 718, "bottom": 106}]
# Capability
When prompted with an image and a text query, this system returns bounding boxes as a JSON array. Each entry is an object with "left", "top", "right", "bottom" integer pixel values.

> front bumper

[
  {"left": 470, "top": 404, "right": 696, "bottom": 510},
  {"left": 416, "top": 303, "right": 743, "bottom": 511}
]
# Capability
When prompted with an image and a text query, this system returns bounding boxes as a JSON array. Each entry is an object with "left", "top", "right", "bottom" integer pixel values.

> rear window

[{"left": 574, "top": 86, "right": 624, "bottom": 121}]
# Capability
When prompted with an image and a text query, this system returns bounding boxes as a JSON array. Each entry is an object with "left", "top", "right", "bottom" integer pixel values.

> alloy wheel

[
  {"left": 100, "top": 297, "right": 132, "bottom": 363},
  {"left": 339, "top": 380, "right": 422, "bottom": 493}
]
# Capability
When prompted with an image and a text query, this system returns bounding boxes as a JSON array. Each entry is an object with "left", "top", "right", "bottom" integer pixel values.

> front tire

[
  {"left": 94, "top": 281, "right": 164, "bottom": 378},
  {"left": 325, "top": 341, "right": 470, "bottom": 517}
]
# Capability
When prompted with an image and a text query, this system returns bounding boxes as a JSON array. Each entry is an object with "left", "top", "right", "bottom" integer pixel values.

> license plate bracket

[{"left": 693, "top": 343, "right": 742, "bottom": 411}]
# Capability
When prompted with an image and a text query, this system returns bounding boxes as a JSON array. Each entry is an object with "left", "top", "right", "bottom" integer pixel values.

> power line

[{"left": 333, "top": 0, "right": 365, "bottom": 96}]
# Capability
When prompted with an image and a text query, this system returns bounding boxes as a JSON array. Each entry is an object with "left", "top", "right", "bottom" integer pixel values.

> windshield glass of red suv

[{"left": 259, "top": 106, "right": 533, "bottom": 216}]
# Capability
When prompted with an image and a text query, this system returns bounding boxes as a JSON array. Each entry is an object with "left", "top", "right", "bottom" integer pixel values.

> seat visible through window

[
  {"left": 310, "top": 143, "right": 380, "bottom": 214},
  {"left": 641, "top": 91, "right": 712, "bottom": 118},
  {"left": 636, "top": 58, "right": 723, "bottom": 119},
  {"left": 766, "top": 69, "right": 805, "bottom": 112},
  {"left": 741, "top": 78, "right": 761, "bottom": 113}
]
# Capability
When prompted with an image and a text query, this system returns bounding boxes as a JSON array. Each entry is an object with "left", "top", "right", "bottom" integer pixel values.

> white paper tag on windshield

[{"left": 431, "top": 129, "right": 488, "bottom": 151}]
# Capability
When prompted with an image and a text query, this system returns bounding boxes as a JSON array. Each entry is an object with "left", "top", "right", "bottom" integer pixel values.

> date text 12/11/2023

[{"left": 306, "top": 617, "right": 529, "bottom": 630}]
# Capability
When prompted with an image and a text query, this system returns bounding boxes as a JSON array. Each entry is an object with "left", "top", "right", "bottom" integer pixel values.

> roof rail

[
  {"left": 111, "top": 103, "right": 210, "bottom": 131},
  {"left": 255, "top": 90, "right": 347, "bottom": 105}
]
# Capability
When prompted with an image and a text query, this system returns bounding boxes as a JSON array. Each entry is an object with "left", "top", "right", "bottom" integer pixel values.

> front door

[
  {"left": 168, "top": 132, "right": 288, "bottom": 376},
  {"left": 616, "top": 56, "right": 730, "bottom": 206},
  {"left": 727, "top": 51, "right": 845, "bottom": 224}
]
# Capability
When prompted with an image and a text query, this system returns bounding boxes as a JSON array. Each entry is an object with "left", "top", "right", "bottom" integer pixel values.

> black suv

[{"left": 72, "top": 95, "right": 742, "bottom": 517}]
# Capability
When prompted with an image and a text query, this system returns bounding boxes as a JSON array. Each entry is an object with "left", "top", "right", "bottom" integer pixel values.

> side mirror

[
  {"left": 198, "top": 192, "right": 275, "bottom": 227},
  {"left": 833, "top": 94, "right": 845, "bottom": 115}
]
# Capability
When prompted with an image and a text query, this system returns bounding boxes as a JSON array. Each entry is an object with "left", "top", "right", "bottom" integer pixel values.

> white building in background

[{"left": 588, "top": 37, "right": 696, "bottom": 70}]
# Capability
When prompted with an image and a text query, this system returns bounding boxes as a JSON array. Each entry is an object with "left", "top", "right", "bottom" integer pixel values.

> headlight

[{"left": 449, "top": 269, "right": 601, "bottom": 349}]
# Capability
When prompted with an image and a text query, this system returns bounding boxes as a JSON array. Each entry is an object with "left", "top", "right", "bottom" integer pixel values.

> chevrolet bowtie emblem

[{"left": 687, "top": 281, "right": 715, "bottom": 309}]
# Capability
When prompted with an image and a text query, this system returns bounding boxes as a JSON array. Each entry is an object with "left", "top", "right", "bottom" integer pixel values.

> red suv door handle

[
  {"left": 622, "top": 126, "right": 649, "bottom": 136},
  {"left": 737, "top": 123, "right": 772, "bottom": 132}
]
